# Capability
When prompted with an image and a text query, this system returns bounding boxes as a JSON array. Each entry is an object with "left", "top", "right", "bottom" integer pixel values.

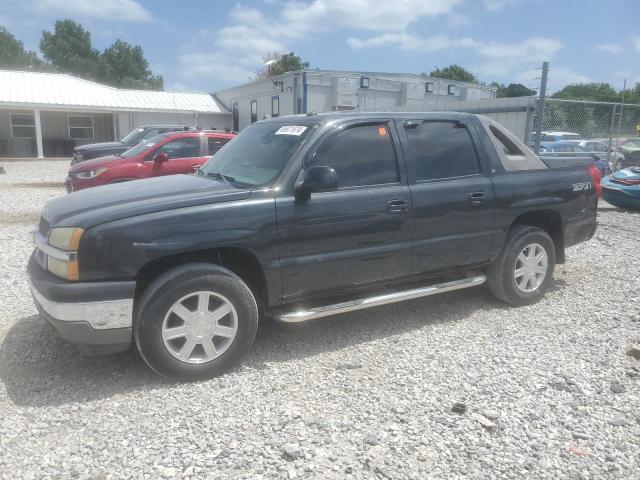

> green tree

[
  {"left": 429, "top": 64, "right": 477, "bottom": 83},
  {"left": 551, "top": 83, "right": 619, "bottom": 102},
  {"left": 259, "top": 51, "right": 309, "bottom": 79},
  {"left": 40, "top": 19, "right": 100, "bottom": 78},
  {"left": 98, "top": 39, "right": 163, "bottom": 90},
  {"left": 0, "top": 26, "right": 45, "bottom": 70},
  {"left": 492, "top": 82, "right": 536, "bottom": 98}
]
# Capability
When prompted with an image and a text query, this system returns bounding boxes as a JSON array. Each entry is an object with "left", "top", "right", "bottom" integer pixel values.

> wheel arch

[
  {"left": 134, "top": 247, "right": 269, "bottom": 309},
  {"left": 509, "top": 209, "right": 565, "bottom": 263}
]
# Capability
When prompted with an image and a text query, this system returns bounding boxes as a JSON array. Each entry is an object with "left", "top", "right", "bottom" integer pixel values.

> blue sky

[{"left": 1, "top": 0, "right": 639, "bottom": 93}]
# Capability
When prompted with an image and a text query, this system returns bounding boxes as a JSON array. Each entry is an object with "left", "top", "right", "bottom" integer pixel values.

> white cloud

[
  {"left": 348, "top": 33, "right": 561, "bottom": 76},
  {"left": 177, "top": 52, "right": 256, "bottom": 85},
  {"left": 29, "top": 0, "right": 151, "bottom": 21},
  {"left": 447, "top": 13, "right": 471, "bottom": 27},
  {"left": 348, "top": 33, "right": 475, "bottom": 52},
  {"left": 516, "top": 66, "right": 590, "bottom": 93},
  {"left": 281, "top": 0, "right": 461, "bottom": 32},
  {"left": 595, "top": 43, "right": 623, "bottom": 54},
  {"left": 632, "top": 35, "right": 640, "bottom": 52},
  {"left": 483, "top": 0, "right": 523, "bottom": 11}
]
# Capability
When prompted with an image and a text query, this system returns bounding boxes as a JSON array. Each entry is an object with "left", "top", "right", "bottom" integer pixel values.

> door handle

[
  {"left": 387, "top": 199, "right": 409, "bottom": 214},
  {"left": 468, "top": 192, "right": 487, "bottom": 204}
]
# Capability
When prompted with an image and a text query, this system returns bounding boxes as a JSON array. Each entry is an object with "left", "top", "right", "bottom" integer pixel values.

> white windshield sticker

[{"left": 275, "top": 125, "right": 307, "bottom": 136}]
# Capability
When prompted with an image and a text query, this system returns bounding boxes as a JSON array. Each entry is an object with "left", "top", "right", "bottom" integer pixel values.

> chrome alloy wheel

[
  {"left": 514, "top": 243, "right": 548, "bottom": 293},
  {"left": 161, "top": 291, "right": 238, "bottom": 364}
]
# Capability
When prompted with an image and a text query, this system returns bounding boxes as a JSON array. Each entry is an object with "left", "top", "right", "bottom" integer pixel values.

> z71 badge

[{"left": 572, "top": 182, "right": 592, "bottom": 191}]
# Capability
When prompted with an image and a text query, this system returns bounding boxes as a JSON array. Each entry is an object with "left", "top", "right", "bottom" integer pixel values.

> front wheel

[
  {"left": 134, "top": 263, "right": 259, "bottom": 380},
  {"left": 487, "top": 226, "right": 556, "bottom": 306}
]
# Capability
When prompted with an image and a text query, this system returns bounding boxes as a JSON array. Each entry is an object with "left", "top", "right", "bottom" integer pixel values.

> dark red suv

[{"left": 66, "top": 131, "right": 235, "bottom": 192}]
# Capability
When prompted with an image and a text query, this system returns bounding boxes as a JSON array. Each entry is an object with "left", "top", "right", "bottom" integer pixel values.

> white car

[
  {"left": 540, "top": 131, "right": 583, "bottom": 142},
  {"left": 579, "top": 140, "right": 625, "bottom": 167}
]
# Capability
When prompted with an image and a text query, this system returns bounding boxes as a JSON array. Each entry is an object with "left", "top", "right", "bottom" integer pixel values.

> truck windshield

[
  {"left": 120, "top": 128, "right": 145, "bottom": 145},
  {"left": 200, "top": 123, "right": 315, "bottom": 188}
]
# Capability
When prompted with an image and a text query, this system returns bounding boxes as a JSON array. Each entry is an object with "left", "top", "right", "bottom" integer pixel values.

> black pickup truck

[
  {"left": 72, "top": 125, "right": 194, "bottom": 164},
  {"left": 28, "top": 112, "right": 599, "bottom": 380}
]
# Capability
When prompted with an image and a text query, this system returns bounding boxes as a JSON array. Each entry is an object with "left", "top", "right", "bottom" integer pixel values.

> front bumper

[{"left": 28, "top": 254, "right": 135, "bottom": 353}]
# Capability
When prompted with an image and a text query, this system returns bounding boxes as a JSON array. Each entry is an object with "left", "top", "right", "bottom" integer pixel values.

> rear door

[{"left": 397, "top": 118, "right": 495, "bottom": 274}]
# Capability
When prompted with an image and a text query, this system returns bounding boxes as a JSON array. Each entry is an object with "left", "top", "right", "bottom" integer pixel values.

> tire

[
  {"left": 134, "top": 263, "right": 258, "bottom": 381},
  {"left": 487, "top": 226, "right": 556, "bottom": 306}
]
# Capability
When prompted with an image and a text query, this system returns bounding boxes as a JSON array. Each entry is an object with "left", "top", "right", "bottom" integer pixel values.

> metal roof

[{"left": 0, "top": 70, "right": 227, "bottom": 114}]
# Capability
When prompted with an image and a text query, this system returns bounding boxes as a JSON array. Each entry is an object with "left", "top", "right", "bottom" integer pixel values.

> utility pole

[{"left": 534, "top": 61, "right": 549, "bottom": 155}]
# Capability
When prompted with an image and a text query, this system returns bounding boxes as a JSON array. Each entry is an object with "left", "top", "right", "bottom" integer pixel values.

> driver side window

[
  {"left": 155, "top": 137, "right": 201, "bottom": 159},
  {"left": 306, "top": 123, "right": 399, "bottom": 188}
]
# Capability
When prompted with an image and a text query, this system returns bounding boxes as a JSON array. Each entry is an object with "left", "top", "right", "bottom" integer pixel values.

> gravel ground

[{"left": 0, "top": 160, "right": 639, "bottom": 480}]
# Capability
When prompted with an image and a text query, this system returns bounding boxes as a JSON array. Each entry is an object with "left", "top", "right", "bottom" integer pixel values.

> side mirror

[
  {"left": 295, "top": 166, "right": 338, "bottom": 200},
  {"left": 153, "top": 152, "right": 169, "bottom": 164}
]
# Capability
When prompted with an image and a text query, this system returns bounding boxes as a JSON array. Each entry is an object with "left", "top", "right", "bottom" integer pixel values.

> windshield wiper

[{"left": 204, "top": 171, "right": 236, "bottom": 186}]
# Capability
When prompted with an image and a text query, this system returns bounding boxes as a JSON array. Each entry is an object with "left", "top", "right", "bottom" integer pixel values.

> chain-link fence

[{"left": 526, "top": 98, "right": 640, "bottom": 169}]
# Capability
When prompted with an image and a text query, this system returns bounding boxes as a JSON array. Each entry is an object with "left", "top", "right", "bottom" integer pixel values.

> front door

[
  {"left": 276, "top": 122, "right": 412, "bottom": 301},
  {"left": 146, "top": 136, "right": 206, "bottom": 177},
  {"left": 397, "top": 118, "right": 495, "bottom": 274}
]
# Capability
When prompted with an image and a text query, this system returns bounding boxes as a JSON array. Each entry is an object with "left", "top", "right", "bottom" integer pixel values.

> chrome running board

[{"left": 278, "top": 274, "right": 486, "bottom": 323}]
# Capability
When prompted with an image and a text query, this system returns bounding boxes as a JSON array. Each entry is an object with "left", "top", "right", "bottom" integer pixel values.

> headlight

[
  {"left": 47, "top": 256, "right": 79, "bottom": 281},
  {"left": 75, "top": 168, "right": 107, "bottom": 179},
  {"left": 48, "top": 227, "right": 84, "bottom": 251}
]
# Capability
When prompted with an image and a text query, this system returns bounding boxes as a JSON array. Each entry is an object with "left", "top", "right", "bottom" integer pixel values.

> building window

[
  {"left": 425, "top": 82, "right": 434, "bottom": 94},
  {"left": 10, "top": 112, "right": 35, "bottom": 138},
  {"left": 360, "top": 77, "right": 370, "bottom": 89},
  {"left": 447, "top": 84, "right": 458, "bottom": 96},
  {"left": 271, "top": 96, "right": 280, "bottom": 117},
  {"left": 68, "top": 115, "right": 94, "bottom": 139},
  {"left": 250, "top": 100, "right": 257, "bottom": 123}
]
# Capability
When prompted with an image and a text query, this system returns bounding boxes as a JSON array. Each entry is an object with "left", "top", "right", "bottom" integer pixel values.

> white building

[
  {"left": 214, "top": 69, "right": 497, "bottom": 131},
  {"left": 0, "top": 70, "right": 231, "bottom": 158}
]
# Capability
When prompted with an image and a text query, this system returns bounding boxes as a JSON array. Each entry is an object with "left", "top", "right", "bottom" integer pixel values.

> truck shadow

[{"left": 1, "top": 287, "right": 508, "bottom": 407}]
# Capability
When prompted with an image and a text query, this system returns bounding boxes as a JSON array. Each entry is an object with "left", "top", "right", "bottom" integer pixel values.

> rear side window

[
  {"left": 406, "top": 121, "right": 480, "bottom": 180},
  {"left": 208, "top": 137, "right": 230, "bottom": 155},
  {"left": 307, "top": 124, "right": 398, "bottom": 188}
]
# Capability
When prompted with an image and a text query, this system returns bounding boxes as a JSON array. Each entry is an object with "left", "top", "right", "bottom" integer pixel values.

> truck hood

[
  {"left": 75, "top": 141, "right": 124, "bottom": 152},
  {"left": 43, "top": 174, "right": 252, "bottom": 229}
]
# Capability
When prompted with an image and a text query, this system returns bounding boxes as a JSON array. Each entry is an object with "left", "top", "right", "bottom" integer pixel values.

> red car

[{"left": 65, "top": 130, "right": 235, "bottom": 192}]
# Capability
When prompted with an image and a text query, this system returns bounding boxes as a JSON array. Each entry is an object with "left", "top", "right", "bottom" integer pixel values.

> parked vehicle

[
  {"left": 578, "top": 140, "right": 624, "bottom": 166},
  {"left": 539, "top": 141, "right": 609, "bottom": 177},
  {"left": 540, "top": 131, "right": 583, "bottom": 142},
  {"left": 601, "top": 166, "right": 640, "bottom": 210},
  {"left": 65, "top": 130, "right": 235, "bottom": 192},
  {"left": 29, "top": 113, "right": 598, "bottom": 380},
  {"left": 539, "top": 141, "right": 587, "bottom": 154},
  {"left": 72, "top": 125, "right": 195, "bottom": 164},
  {"left": 617, "top": 138, "right": 640, "bottom": 168}
]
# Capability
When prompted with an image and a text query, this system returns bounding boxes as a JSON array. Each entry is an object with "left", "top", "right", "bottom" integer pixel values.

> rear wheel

[
  {"left": 487, "top": 226, "right": 556, "bottom": 306},
  {"left": 134, "top": 263, "right": 258, "bottom": 380}
]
